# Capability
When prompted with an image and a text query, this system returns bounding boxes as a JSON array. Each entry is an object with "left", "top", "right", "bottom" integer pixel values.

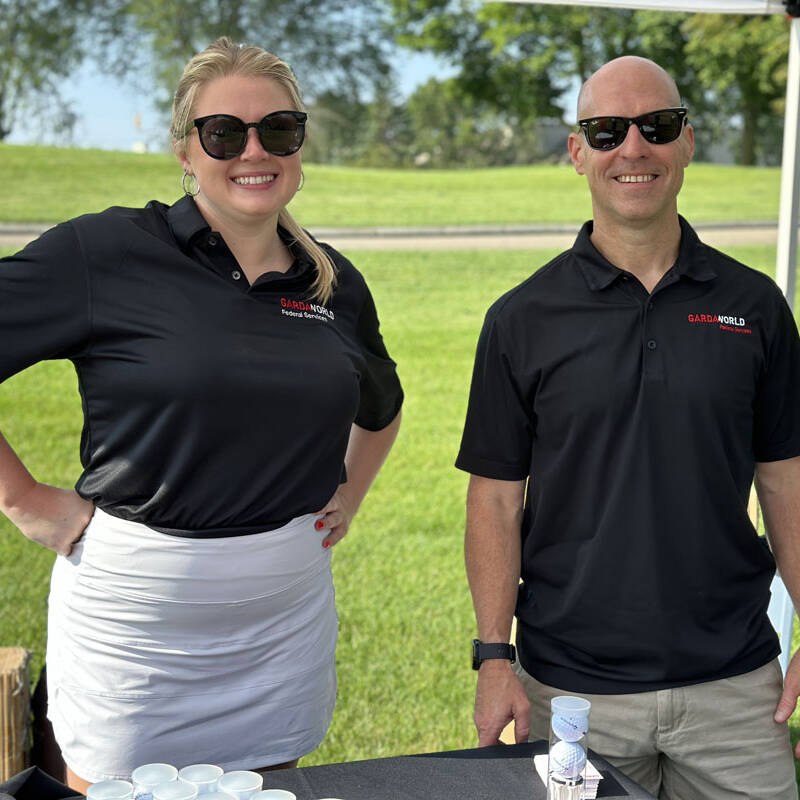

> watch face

[{"left": 472, "top": 638, "right": 481, "bottom": 670}]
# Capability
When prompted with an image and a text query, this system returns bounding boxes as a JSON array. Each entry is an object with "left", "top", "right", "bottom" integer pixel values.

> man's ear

[
  {"left": 681, "top": 123, "right": 695, "bottom": 167},
  {"left": 567, "top": 132, "right": 587, "bottom": 175}
]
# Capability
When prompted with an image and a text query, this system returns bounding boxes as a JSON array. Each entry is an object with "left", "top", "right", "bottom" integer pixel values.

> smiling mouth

[
  {"left": 233, "top": 175, "right": 275, "bottom": 185},
  {"left": 615, "top": 174, "right": 657, "bottom": 183}
]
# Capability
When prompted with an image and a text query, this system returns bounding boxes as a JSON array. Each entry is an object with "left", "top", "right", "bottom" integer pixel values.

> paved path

[{"left": 0, "top": 221, "right": 791, "bottom": 253}]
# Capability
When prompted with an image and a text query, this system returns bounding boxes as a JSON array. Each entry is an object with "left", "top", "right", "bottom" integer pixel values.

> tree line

[{"left": 0, "top": 0, "right": 792, "bottom": 166}]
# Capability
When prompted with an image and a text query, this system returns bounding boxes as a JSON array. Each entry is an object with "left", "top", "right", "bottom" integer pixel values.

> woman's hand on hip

[
  {"left": 7, "top": 482, "right": 94, "bottom": 556},
  {"left": 315, "top": 488, "right": 357, "bottom": 548}
]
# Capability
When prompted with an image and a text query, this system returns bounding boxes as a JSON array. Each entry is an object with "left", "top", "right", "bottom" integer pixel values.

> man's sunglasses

[
  {"left": 188, "top": 110, "right": 307, "bottom": 159},
  {"left": 578, "top": 107, "right": 688, "bottom": 151}
]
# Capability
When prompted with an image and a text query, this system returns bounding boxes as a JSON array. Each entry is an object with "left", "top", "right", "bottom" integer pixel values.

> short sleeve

[
  {"left": 455, "top": 308, "right": 534, "bottom": 479},
  {"left": 0, "top": 223, "right": 90, "bottom": 382},
  {"left": 353, "top": 285, "right": 403, "bottom": 431},
  {"left": 753, "top": 291, "right": 800, "bottom": 462}
]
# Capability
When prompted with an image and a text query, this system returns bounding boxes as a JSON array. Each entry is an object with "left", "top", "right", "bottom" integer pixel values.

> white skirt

[{"left": 46, "top": 508, "right": 337, "bottom": 783}]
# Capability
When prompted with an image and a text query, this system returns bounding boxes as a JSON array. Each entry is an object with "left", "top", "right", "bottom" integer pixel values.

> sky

[{"left": 6, "top": 51, "right": 457, "bottom": 154}]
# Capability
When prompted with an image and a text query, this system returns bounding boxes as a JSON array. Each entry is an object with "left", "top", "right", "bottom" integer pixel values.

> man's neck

[{"left": 590, "top": 214, "right": 682, "bottom": 294}]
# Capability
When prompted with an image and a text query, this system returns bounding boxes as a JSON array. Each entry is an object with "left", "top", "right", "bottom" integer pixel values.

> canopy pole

[{"left": 776, "top": 15, "right": 800, "bottom": 308}]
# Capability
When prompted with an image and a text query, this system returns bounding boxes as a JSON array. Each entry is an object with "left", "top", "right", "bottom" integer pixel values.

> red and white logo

[
  {"left": 687, "top": 313, "right": 751, "bottom": 334},
  {"left": 279, "top": 297, "right": 334, "bottom": 322}
]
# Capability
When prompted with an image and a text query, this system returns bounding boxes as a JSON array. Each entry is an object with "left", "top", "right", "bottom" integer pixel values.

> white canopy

[{"left": 506, "top": 1, "right": 786, "bottom": 12}]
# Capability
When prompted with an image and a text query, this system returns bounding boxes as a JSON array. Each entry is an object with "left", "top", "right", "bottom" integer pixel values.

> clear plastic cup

[
  {"left": 86, "top": 780, "right": 134, "bottom": 799},
  {"left": 132, "top": 763, "right": 179, "bottom": 800},
  {"left": 178, "top": 764, "right": 224, "bottom": 794},
  {"left": 251, "top": 791, "right": 297, "bottom": 799},
  {"left": 547, "top": 695, "right": 591, "bottom": 800},
  {"left": 216, "top": 770, "right": 263, "bottom": 799},
  {"left": 152, "top": 778, "right": 199, "bottom": 800}
]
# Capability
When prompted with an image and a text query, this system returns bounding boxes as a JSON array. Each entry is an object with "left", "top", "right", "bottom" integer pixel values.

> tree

[
  {"left": 0, "top": 0, "right": 94, "bottom": 140},
  {"left": 92, "top": 0, "right": 394, "bottom": 114},
  {"left": 682, "top": 14, "right": 790, "bottom": 165},
  {"left": 387, "top": 2, "right": 789, "bottom": 165},
  {"left": 404, "top": 76, "right": 563, "bottom": 167}
]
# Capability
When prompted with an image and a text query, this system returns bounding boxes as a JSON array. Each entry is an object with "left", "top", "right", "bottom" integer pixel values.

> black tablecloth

[
  {"left": 258, "top": 741, "right": 657, "bottom": 800},
  {"left": 0, "top": 741, "right": 657, "bottom": 799}
]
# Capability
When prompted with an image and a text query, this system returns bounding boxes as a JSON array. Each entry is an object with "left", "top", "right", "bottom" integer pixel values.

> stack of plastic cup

[
  {"left": 547, "top": 695, "right": 591, "bottom": 800},
  {"left": 216, "top": 770, "right": 263, "bottom": 799},
  {"left": 178, "top": 764, "right": 224, "bottom": 795},
  {"left": 86, "top": 780, "right": 134, "bottom": 799},
  {"left": 132, "top": 764, "right": 179, "bottom": 800}
]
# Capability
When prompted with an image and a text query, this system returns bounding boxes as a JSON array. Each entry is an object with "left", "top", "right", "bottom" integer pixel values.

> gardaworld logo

[
  {"left": 687, "top": 313, "right": 751, "bottom": 334},
  {"left": 280, "top": 297, "right": 334, "bottom": 322}
]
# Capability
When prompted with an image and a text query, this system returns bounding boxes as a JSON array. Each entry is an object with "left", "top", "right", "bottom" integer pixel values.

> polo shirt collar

[
  {"left": 165, "top": 195, "right": 315, "bottom": 275},
  {"left": 574, "top": 215, "right": 717, "bottom": 292}
]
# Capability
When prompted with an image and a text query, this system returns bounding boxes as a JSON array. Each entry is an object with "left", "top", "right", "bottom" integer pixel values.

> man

[{"left": 456, "top": 55, "right": 800, "bottom": 800}]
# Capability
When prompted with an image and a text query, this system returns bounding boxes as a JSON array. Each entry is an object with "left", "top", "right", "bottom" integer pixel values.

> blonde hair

[{"left": 171, "top": 37, "right": 336, "bottom": 304}]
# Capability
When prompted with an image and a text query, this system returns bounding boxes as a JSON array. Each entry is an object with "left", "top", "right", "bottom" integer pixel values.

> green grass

[
  {"left": 0, "top": 143, "right": 783, "bottom": 227},
  {"left": 2, "top": 243, "right": 799, "bottom": 772}
]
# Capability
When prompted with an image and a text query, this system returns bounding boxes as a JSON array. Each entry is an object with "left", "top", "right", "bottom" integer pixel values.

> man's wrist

[{"left": 472, "top": 638, "right": 517, "bottom": 670}]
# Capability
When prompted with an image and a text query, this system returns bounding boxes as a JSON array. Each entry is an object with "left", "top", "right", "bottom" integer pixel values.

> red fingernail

[
  {"left": 323, "top": 540, "right": 331, "bottom": 549},
  {"left": 315, "top": 519, "right": 325, "bottom": 530}
]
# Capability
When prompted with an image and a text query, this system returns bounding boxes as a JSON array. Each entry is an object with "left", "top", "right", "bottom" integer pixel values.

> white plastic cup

[
  {"left": 152, "top": 778, "right": 199, "bottom": 800},
  {"left": 86, "top": 780, "right": 134, "bottom": 799},
  {"left": 251, "top": 791, "right": 297, "bottom": 800},
  {"left": 192, "top": 794, "right": 231, "bottom": 800},
  {"left": 216, "top": 770, "right": 263, "bottom": 799},
  {"left": 547, "top": 695, "right": 591, "bottom": 800},
  {"left": 178, "top": 764, "right": 224, "bottom": 794},
  {"left": 132, "top": 764, "right": 179, "bottom": 800}
]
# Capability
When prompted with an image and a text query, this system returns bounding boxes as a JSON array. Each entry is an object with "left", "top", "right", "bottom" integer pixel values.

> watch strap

[{"left": 472, "top": 639, "right": 516, "bottom": 670}]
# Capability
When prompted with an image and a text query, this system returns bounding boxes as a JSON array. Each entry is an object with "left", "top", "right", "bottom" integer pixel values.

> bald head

[{"left": 577, "top": 57, "right": 681, "bottom": 120}]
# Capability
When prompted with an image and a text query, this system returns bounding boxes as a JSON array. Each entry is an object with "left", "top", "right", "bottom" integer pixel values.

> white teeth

[
  {"left": 233, "top": 175, "right": 275, "bottom": 185},
  {"left": 616, "top": 174, "right": 656, "bottom": 183}
]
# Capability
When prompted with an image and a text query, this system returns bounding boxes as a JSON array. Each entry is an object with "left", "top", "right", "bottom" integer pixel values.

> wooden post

[{"left": 0, "top": 647, "right": 31, "bottom": 782}]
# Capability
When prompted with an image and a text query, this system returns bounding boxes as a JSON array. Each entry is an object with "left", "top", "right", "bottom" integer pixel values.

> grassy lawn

[
  {"left": 2, "top": 242, "right": 799, "bottom": 773},
  {"left": 0, "top": 143, "right": 783, "bottom": 227}
]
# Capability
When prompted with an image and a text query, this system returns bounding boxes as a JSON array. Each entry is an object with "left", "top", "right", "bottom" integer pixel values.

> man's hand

[
  {"left": 7, "top": 482, "right": 94, "bottom": 556},
  {"left": 775, "top": 650, "right": 800, "bottom": 757},
  {"left": 474, "top": 659, "right": 531, "bottom": 746}
]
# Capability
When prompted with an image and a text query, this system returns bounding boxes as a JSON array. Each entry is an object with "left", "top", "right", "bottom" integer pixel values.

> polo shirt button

[
  {"left": 231, "top": 270, "right": 242, "bottom": 280},
  {"left": 208, "top": 235, "right": 218, "bottom": 246},
  {"left": 647, "top": 339, "right": 657, "bottom": 350},
  {"left": 648, "top": 303, "right": 654, "bottom": 310}
]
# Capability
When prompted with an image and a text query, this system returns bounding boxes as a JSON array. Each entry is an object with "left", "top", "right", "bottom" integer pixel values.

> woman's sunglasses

[
  {"left": 578, "top": 107, "right": 688, "bottom": 151},
  {"left": 188, "top": 110, "right": 307, "bottom": 159}
]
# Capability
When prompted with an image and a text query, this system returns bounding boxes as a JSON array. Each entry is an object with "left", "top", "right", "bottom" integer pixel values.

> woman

[{"left": 0, "top": 37, "right": 402, "bottom": 792}]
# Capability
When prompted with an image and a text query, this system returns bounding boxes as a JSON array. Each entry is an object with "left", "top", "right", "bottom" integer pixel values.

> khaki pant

[{"left": 516, "top": 659, "right": 798, "bottom": 800}]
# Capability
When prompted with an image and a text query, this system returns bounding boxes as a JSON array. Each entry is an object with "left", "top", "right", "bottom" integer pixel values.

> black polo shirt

[
  {"left": 457, "top": 217, "right": 800, "bottom": 693},
  {"left": 0, "top": 196, "right": 403, "bottom": 536}
]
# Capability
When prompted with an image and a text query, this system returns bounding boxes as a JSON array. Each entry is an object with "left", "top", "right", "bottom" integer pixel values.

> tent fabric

[{"left": 505, "top": 0, "right": 786, "bottom": 13}]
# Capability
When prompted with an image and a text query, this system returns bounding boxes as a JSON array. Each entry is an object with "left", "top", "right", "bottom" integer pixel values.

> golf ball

[
  {"left": 551, "top": 712, "right": 588, "bottom": 742},
  {"left": 549, "top": 739, "right": 587, "bottom": 781}
]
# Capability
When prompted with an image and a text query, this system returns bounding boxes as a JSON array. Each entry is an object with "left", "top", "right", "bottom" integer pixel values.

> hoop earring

[
  {"left": 297, "top": 170, "right": 305, "bottom": 192},
  {"left": 182, "top": 171, "right": 199, "bottom": 197}
]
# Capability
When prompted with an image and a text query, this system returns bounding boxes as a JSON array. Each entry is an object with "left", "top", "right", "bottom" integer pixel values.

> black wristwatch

[{"left": 472, "top": 638, "right": 517, "bottom": 670}]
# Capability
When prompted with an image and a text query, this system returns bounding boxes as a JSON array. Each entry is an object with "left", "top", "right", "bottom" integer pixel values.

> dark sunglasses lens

[
  {"left": 257, "top": 113, "right": 305, "bottom": 156},
  {"left": 586, "top": 117, "right": 628, "bottom": 150},
  {"left": 200, "top": 116, "right": 246, "bottom": 159},
  {"left": 639, "top": 111, "right": 682, "bottom": 144}
]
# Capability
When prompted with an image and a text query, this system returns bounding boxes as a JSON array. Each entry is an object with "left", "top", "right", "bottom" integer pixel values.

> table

[
  {"left": 258, "top": 741, "right": 657, "bottom": 800},
  {"left": 0, "top": 741, "right": 657, "bottom": 799}
]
